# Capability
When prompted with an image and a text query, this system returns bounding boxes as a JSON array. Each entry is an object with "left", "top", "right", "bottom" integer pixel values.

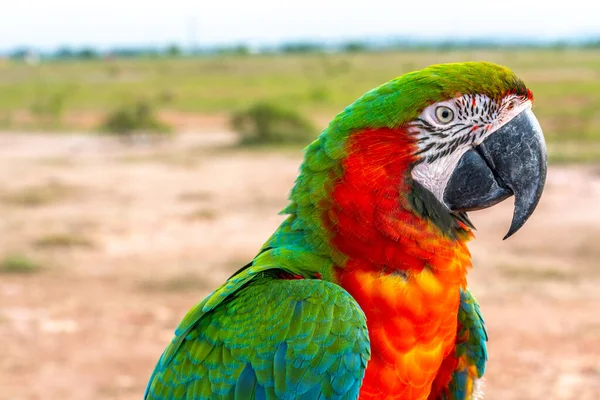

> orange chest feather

[{"left": 338, "top": 264, "right": 465, "bottom": 399}]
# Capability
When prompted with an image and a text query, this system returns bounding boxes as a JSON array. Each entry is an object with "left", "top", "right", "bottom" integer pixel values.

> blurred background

[{"left": 0, "top": 1, "right": 599, "bottom": 399}]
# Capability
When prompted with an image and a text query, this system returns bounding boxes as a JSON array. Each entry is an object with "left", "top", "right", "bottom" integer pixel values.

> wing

[
  {"left": 145, "top": 267, "right": 370, "bottom": 400},
  {"left": 429, "top": 288, "right": 488, "bottom": 400}
]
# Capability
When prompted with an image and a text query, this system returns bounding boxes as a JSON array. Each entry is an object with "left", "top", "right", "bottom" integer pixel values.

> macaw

[{"left": 144, "top": 62, "right": 547, "bottom": 400}]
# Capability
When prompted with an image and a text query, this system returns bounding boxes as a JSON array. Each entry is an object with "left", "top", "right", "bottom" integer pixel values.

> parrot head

[{"left": 316, "top": 61, "right": 547, "bottom": 240}]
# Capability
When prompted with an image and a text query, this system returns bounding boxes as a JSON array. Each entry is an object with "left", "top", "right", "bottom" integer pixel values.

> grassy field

[{"left": 1, "top": 49, "right": 600, "bottom": 161}]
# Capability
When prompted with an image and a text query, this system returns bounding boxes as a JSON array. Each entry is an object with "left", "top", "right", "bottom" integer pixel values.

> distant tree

[
  {"left": 582, "top": 38, "right": 600, "bottom": 48},
  {"left": 232, "top": 44, "right": 250, "bottom": 55},
  {"left": 213, "top": 44, "right": 250, "bottom": 55},
  {"left": 549, "top": 40, "right": 569, "bottom": 50},
  {"left": 55, "top": 46, "right": 74, "bottom": 59},
  {"left": 342, "top": 41, "right": 368, "bottom": 53},
  {"left": 166, "top": 43, "right": 182, "bottom": 57},
  {"left": 280, "top": 42, "right": 324, "bottom": 54},
  {"left": 111, "top": 48, "right": 140, "bottom": 58},
  {"left": 9, "top": 47, "right": 30, "bottom": 60},
  {"left": 78, "top": 47, "right": 99, "bottom": 59}
]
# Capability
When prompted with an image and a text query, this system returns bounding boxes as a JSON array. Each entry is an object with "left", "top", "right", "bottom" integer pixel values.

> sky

[{"left": 1, "top": 0, "right": 599, "bottom": 51}]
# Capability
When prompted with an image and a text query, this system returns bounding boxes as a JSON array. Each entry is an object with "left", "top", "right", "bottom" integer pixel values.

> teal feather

[{"left": 446, "top": 289, "right": 488, "bottom": 400}]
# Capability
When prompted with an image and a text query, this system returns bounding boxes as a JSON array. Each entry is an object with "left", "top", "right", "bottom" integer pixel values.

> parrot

[{"left": 144, "top": 61, "right": 547, "bottom": 400}]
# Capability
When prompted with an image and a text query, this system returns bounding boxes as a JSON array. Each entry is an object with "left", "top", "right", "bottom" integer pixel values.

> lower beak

[{"left": 443, "top": 108, "right": 547, "bottom": 239}]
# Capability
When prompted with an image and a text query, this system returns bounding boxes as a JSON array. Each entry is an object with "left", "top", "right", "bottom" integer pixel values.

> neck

[{"left": 261, "top": 126, "right": 472, "bottom": 282}]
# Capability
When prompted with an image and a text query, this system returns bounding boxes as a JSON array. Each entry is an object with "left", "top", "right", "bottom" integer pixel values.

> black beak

[{"left": 443, "top": 109, "right": 547, "bottom": 239}]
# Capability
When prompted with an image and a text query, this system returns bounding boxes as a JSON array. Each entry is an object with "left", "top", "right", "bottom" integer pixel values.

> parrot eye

[
  {"left": 505, "top": 99, "right": 519, "bottom": 111},
  {"left": 434, "top": 106, "right": 454, "bottom": 124}
]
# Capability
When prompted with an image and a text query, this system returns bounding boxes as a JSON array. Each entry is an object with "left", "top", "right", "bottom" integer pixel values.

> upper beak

[{"left": 443, "top": 108, "right": 547, "bottom": 239}]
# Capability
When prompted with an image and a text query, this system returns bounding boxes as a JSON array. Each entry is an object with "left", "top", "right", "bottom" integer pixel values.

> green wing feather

[
  {"left": 447, "top": 288, "right": 488, "bottom": 400},
  {"left": 144, "top": 263, "right": 370, "bottom": 400}
]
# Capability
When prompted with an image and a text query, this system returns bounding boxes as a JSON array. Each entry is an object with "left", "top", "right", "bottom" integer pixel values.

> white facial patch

[
  {"left": 411, "top": 145, "right": 467, "bottom": 203},
  {"left": 409, "top": 93, "right": 532, "bottom": 206}
]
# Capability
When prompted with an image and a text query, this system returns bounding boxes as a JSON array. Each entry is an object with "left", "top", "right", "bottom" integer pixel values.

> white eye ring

[{"left": 434, "top": 106, "right": 454, "bottom": 124}]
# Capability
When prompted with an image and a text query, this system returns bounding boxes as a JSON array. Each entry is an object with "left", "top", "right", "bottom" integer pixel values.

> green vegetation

[
  {"left": 184, "top": 208, "right": 217, "bottom": 222},
  {"left": 230, "top": 102, "right": 316, "bottom": 145},
  {"left": 1, "top": 181, "right": 79, "bottom": 207},
  {"left": 0, "top": 49, "right": 599, "bottom": 160},
  {"left": 0, "top": 254, "right": 41, "bottom": 274},
  {"left": 33, "top": 233, "right": 95, "bottom": 249},
  {"left": 100, "top": 100, "right": 172, "bottom": 135}
]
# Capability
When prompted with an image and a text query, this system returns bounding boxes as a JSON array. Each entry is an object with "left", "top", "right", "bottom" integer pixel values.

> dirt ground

[{"left": 0, "top": 132, "right": 599, "bottom": 400}]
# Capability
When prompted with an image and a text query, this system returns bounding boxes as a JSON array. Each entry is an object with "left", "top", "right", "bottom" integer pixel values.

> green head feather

[{"left": 320, "top": 61, "right": 530, "bottom": 160}]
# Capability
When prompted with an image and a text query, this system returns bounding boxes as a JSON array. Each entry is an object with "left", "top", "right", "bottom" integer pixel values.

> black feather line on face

[
  {"left": 451, "top": 125, "right": 472, "bottom": 137},
  {"left": 415, "top": 142, "right": 436, "bottom": 155},
  {"left": 416, "top": 118, "right": 435, "bottom": 129}
]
